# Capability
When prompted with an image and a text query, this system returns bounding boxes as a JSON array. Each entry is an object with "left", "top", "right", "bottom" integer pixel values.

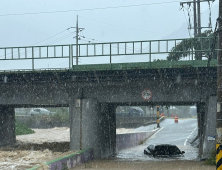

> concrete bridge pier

[
  {"left": 197, "top": 96, "right": 216, "bottom": 159},
  {"left": 202, "top": 96, "right": 216, "bottom": 159},
  {"left": 0, "top": 105, "right": 16, "bottom": 147},
  {"left": 69, "top": 99, "right": 116, "bottom": 159},
  {"left": 197, "top": 102, "right": 205, "bottom": 157}
]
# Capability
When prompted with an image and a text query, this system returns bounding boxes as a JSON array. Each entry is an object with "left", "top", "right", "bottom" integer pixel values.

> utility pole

[
  {"left": 193, "top": 0, "right": 197, "bottom": 36},
  {"left": 180, "top": 0, "right": 214, "bottom": 36},
  {"left": 181, "top": 0, "right": 214, "bottom": 60},
  {"left": 76, "top": 15, "right": 79, "bottom": 65},
  {"left": 197, "top": 0, "right": 201, "bottom": 35},
  {"left": 217, "top": 0, "right": 222, "bottom": 169},
  {"left": 68, "top": 15, "right": 85, "bottom": 66}
]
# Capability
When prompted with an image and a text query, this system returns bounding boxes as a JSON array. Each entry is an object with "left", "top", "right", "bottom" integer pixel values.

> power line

[
  {"left": 32, "top": 29, "right": 68, "bottom": 45},
  {"left": 42, "top": 32, "right": 75, "bottom": 45},
  {"left": 0, "top": 32, "right": 75, "bottom": 59},
  {"left": 182, "top": 6, "right": 193, "bottom": 37},
  {"left": 79, "top": 16, "right": 167, "bottom": 35},
  {"left": 0, "top": 1, "right": 182, "bottom": 17}
]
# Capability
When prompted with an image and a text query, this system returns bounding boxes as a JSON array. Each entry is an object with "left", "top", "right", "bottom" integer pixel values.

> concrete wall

[
  {"left": 0, "top": 106, "right": 15, "bottom": 146},
  {"left": 116, "top": 117, "right": 156, "bottom": 128},
  {"left": 202, "top": 96, "right": 216, "bottom": 159},
  {"left": 116, "top": 131, "right": 156, "bottom": 152},
  {"left": 70, "top": 99, "right": 116, "bottom": 159}
]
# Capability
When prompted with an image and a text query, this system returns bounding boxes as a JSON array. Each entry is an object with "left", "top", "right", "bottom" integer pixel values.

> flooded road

[
  {"left": 0, "top": 118, "right": 199, "bottom": 169},
  {"left": 116, "top": 118, "right": 198, "bottom": 161}
]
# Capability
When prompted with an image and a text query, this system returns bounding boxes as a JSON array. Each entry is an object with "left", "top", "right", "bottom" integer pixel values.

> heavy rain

[{"left": 0, "top": 0, "right": 220, "bottom": 170}]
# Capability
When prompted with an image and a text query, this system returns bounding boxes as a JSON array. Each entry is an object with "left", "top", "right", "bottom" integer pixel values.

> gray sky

[{"left": 0, "top": 0, "right": 219, "bottom": 69}]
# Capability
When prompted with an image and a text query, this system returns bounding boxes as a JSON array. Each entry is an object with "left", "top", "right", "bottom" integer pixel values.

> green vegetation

[
  {"left": 15, "top": 122, "right": 35, "bottom": 135},
  {"left": 167, "top": 30, "right": 216, "bottom": 61},
  {"left": 50, "top": 107, "right": 69, "bottom": 124},
  {"left": 205, "top": 150, "right": 216, "bottom": 166}
]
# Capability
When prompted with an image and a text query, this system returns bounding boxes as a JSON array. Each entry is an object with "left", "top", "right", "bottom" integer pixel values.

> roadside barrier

[
  {"left": 26, "top": 148, "right": 93, "bottom": 170},
  {"left": 174, "top": 115, "right": 178, "bottom": 123},
  {"left": 216, "top": 144, "right": 222, "bottom": 170}
]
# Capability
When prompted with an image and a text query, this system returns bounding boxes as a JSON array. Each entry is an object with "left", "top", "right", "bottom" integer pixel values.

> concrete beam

[{"left": 0, "top": 77, "right": 216, "bottom": 105}]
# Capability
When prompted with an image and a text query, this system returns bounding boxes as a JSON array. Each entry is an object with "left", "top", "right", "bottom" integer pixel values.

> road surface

[{"left": 116, "top": 118, "right": 198, "bottom": 161}]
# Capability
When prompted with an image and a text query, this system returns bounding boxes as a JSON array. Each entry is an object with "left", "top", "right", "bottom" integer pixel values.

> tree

[{"left": 167, "top": 30, "right": 217, "bottom": 61}]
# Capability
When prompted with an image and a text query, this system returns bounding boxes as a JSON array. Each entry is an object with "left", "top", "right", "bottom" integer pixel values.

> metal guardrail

[{"left": 0, "top": 37, "right": 217, "bottom": 72}]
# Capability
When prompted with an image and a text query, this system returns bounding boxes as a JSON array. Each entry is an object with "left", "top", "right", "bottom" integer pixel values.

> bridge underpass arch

[
  {"left": 112, "top": 99, "right": 216, "bottom": 160},
  {"left": 69, "top": 97, "right": 216, "bottom": 159},
  {"left": 0, "top": 93, "right": 217, "bottom": 160},
  {"left": 0, "top": 104, "right": 71, "bottom": 149}
]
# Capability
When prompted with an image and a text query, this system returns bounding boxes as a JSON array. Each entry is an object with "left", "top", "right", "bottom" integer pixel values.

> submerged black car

[{"left": 144, "top": 144, "right": 185, "bottom": 157}]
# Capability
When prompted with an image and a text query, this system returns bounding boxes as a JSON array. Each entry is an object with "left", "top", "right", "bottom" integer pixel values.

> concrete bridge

[{"left": 0, "top": 37, "right": 218, "bottom": 159}]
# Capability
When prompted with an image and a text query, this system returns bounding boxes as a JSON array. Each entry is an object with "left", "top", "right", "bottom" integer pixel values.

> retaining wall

[
  {"left": 116, "top": 130, "right": 157, "bottom": 152},
  {"left": 116, "top": 117, "right": 165, "bottom": 151}
]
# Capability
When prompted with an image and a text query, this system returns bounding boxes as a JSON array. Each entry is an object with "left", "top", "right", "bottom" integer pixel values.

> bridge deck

[
  {"left": 0, "top": 59, "right": 216, "bottom": 74},
  {"left": 72, "top": 59, "right": 217, "bottom": 72}
]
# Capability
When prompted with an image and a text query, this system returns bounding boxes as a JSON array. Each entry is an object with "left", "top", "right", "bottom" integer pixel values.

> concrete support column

[
  {"left": 69, "top": 99, "right": 116, "bottom": 159},
  {"left": 69, "top": 99, "right": 81, "bottom": 151},
  {"left": 0, "top": 105, "right": 15, "bottom": 147},
  {"left": 197, "top": 102, "right": 205, "bottom": 157},
  {"left": 98, "top": 103, "right": 116, "bottom": 157},
  {"left": 202, "top": 96, "right": 216, "bottom": 159}
]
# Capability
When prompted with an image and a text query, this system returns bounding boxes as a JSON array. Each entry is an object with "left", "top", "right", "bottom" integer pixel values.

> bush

[
  {"left": 205, "top": 150, "right": 216, "bottom": 166},
  {"left": 15, "top": 122, "right": 35, "bottom": 135},
  {"left": 51, "top": 107, "right": 69, "bottom": 124}
]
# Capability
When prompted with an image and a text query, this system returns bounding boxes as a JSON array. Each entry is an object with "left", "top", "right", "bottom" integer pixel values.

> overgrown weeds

[
  {"left": 205, "top": 150, "right": 216, "bottom": 166},
  {"left": 15, "top": 122, "right": 35, "bottom": 135}
]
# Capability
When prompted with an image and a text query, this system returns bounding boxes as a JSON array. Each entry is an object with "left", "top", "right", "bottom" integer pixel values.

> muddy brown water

[{"left": 71, "top": 159, "right": 215, "bottom": 170}]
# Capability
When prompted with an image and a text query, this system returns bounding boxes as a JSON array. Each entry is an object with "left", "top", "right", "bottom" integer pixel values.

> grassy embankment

[{"left": 15, "top": 122, "right": 35, "bottom": 135}]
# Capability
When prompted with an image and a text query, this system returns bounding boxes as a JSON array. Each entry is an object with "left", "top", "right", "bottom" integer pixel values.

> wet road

[{"left": 116, "top": 118, "right": 198, "bottom": 161}]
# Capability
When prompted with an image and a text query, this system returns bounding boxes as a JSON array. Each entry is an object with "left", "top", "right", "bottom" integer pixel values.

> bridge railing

[
  {"left": 0, "top": 37, "right": 216, "bottom": 71},
  {"left": 76, "top": 37, "right": 214, "bottom": 58}
]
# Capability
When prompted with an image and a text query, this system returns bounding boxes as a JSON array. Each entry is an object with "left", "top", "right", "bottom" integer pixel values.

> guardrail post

[
  {"left": 69, "top": 45, "right": 73, "bottom": 69},
  {"left": 32, "top": 47, "right": 34, "bottom": 71},
  {"left": 110, "top": 43, "right": 112, "bottom": 64},
  {"left": 149, "top": 41, "right": 151, "bottom": 65}
]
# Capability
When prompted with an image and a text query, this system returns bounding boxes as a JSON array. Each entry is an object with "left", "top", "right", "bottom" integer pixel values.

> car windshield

[{"left": 148, "top": 145, "right": 155, "bottom": 151}]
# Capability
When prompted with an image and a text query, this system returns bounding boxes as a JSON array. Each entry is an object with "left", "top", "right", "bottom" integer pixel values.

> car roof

[
  {"left": 153, "top": 144, "right": 177, "bottom": 147},
  {"left": 130, "top": 107, "right": 144, "bottom": 112},
  {"left": 32, "top": 108, "right": 48, "bottom": 110}
]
